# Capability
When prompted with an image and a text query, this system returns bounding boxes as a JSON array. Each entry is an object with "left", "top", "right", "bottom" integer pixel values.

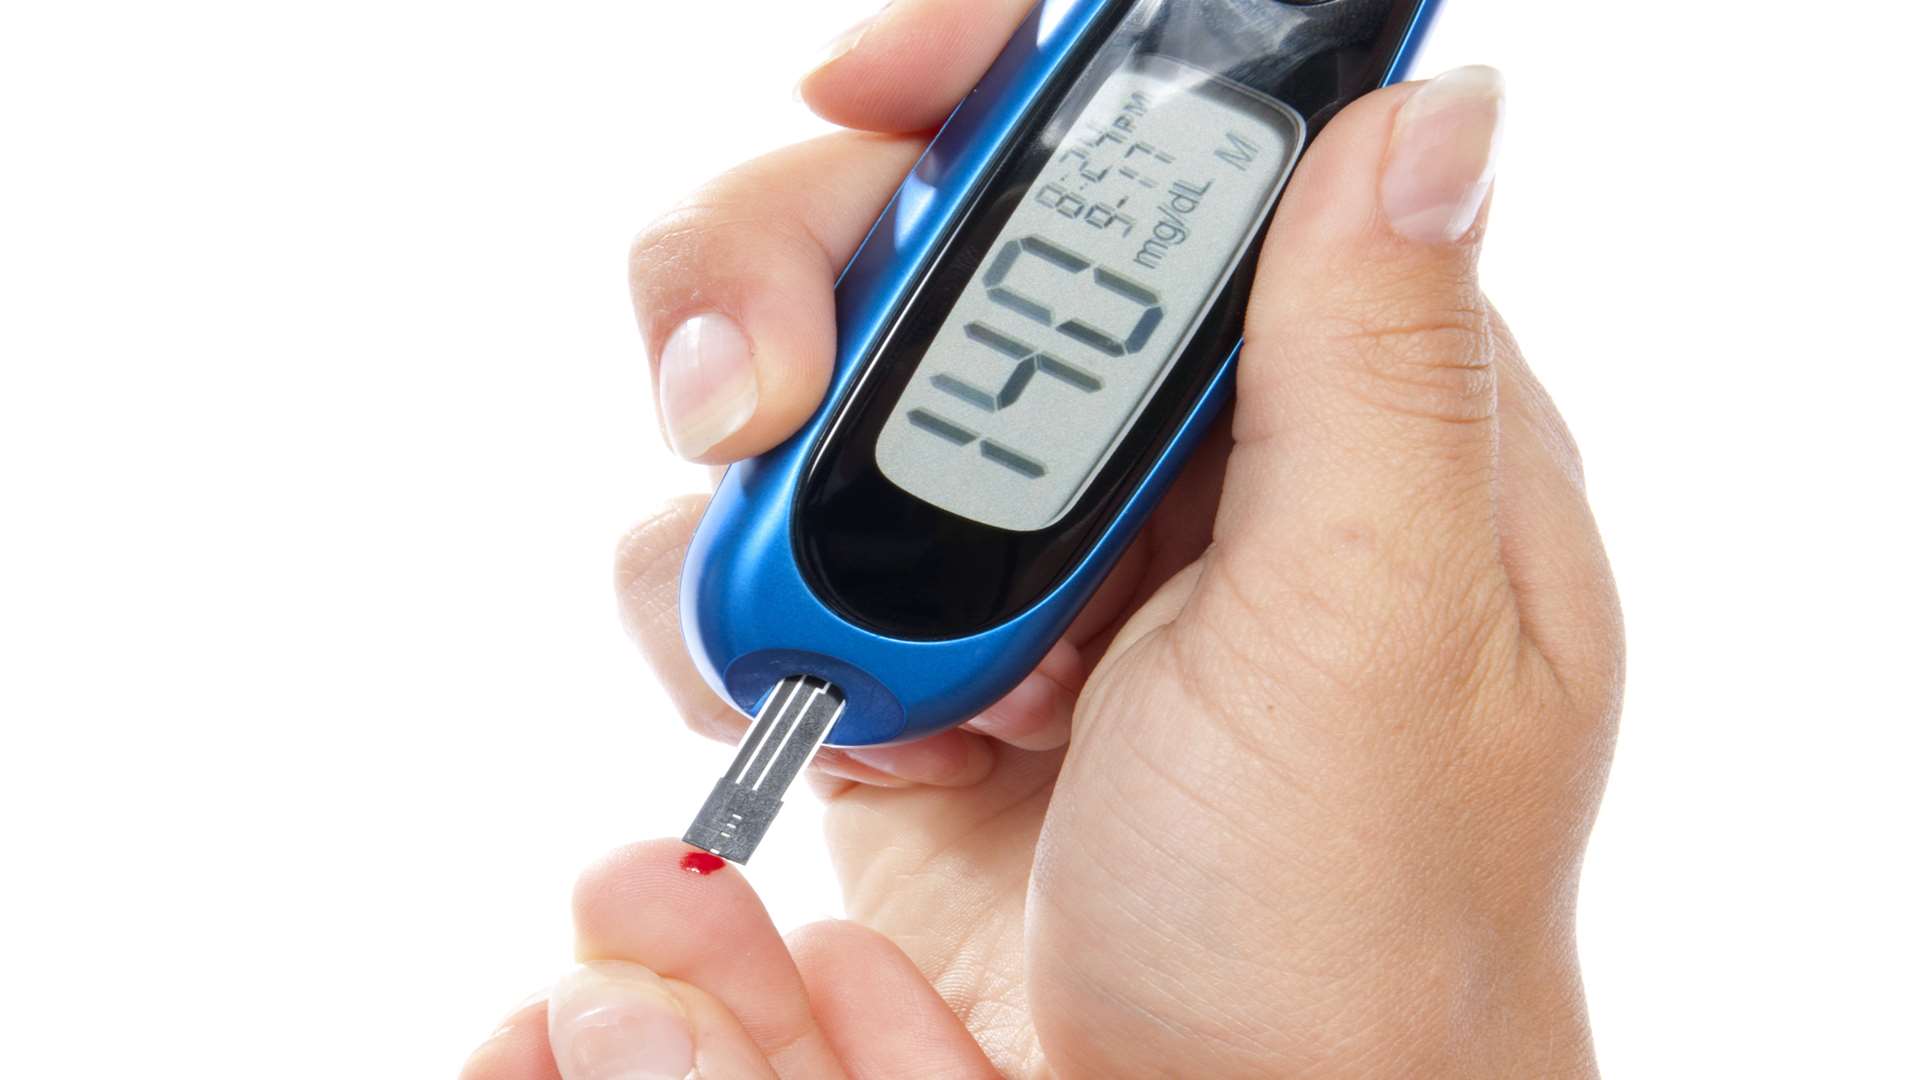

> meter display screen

[{"left": 875, "top": 54, "right": 1303, "bottom": 531}]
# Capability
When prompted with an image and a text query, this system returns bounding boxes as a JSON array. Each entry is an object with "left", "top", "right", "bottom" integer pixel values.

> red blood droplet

[{"left": 679, "top": 850, "right": 727, "bottom": 876}]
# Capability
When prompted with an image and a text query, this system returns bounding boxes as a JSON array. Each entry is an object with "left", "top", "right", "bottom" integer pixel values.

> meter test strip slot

[{"left": 682, "top": 0, "right": 1444, "bottom": 862}]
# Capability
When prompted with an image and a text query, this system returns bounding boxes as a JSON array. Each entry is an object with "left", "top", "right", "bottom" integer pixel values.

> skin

[{"left": 465, "top": 1, "right": 1623, "bottom": 1076}]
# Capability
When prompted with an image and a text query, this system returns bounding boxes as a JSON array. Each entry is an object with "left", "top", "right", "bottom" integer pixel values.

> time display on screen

[{"left": 875, "top": 53, "right": 1304, "bottom": 532}]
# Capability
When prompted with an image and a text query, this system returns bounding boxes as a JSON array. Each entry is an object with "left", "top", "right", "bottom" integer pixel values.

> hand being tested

[{"left": 465, "top": 2, "right": 1622, "bottom": 1077}]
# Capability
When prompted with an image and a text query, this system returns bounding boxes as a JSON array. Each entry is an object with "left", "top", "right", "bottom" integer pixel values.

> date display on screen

[{"left": 876, "top": 53, "right": 1304, "bottom": 532}]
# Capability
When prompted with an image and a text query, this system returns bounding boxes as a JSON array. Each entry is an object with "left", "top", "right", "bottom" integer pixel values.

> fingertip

[
  {"left": 572, "top": 840, "right": 756, "bottom": 954},
  {"left": 568, "top": 841, "right": 845, "bottom": 1078},
  {"left": 652, "top": 295, "right": 836, "bottom": 465},
  {"left": 797, "top": 0, "right": 1036, "bottom": 133},
  {"left": 629, "top": 134, "right": 926, "bottom": 465},
  {"left": 547, "top": 962, "right": 697, "bottom": 1080},
  {"left": 1248, "top": 80, "right": 1422, "bottom": 275},
  {"left": 652, "top": 311, "right": 769, "bottom": 462},
  {"left": 1380, "top": 66, "right": 1506, "bottom": 246},
  {"left": 787, "top": 919, "right": 1002, "bottom": 1078},
  {"left": 1252, "top": 70, "right": 1503, "bottom": 287}
]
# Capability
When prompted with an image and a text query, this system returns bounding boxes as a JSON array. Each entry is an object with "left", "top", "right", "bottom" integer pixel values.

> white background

[{"left": 3, "top": 2, "right": 1916, "bottom": 1077}]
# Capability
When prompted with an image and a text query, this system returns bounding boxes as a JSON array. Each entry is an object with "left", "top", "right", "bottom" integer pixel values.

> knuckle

[
  {"left": 1324, "top": 304, "right": 1496, "bottom": 427},
  {"left": 627, "top": 201, "right": 819, "bottom": 331},
  {"left": 1259, "top": 262, "right": 1497, "bottom": 426},
  {"left": 627, "top": 203, "right": 716, "bottom": 285}
]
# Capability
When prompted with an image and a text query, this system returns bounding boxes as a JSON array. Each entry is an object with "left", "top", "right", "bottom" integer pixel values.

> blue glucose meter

[{"left": 683, "top": 0, "right": 1444, "bottom": 861}]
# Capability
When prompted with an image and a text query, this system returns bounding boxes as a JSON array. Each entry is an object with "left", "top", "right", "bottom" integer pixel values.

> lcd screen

[{"left": 875, "top": 53, "right": 1304, "bottom": 531}]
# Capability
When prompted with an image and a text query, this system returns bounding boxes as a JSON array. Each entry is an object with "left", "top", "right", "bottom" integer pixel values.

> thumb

[{"left": 1204, "top": 66, "right": 1509, "bottom": 619}]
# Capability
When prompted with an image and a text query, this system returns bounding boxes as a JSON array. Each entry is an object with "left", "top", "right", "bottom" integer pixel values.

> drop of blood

[{"left": 679, "top": 850, "right": 727, "bottom": 876}]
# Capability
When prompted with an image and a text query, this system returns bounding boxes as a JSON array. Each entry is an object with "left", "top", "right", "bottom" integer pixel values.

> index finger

[
  {"left": 573, "top": 841, "right": 850, "bottom": 1080},
  {"left": 799, "top": 0, "right": 1038, "bottom": 133}
]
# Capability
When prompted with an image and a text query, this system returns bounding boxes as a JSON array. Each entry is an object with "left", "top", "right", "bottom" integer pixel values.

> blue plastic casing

[{"left": 682, "top": 0, "right": 1445, "bottom": 746}]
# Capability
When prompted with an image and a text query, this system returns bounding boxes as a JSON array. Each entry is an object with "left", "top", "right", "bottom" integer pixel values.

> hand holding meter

[
  {"left": 682, "top": 0, "right": 1443, "bottom": 862},
  {"left": 524, "top": 5, "right": 1617, "bottom": 1072}
]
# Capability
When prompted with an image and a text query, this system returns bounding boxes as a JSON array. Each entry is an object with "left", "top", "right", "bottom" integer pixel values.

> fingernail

[
  {"left": 547, "top": 962, "right": 695, "bottom": 1080},
  {"left": 657, "top": 313, "right": 757, "bottom": 460},
  {"left": 1381, "top": 65, "right": 1506, "bottom": 245}
]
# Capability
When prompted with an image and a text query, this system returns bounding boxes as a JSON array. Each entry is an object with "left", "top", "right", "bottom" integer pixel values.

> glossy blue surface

[
  {"left": 1386, "top": 0, "right": 1446, "bottom": 85},
  {"left": 682, "top": 0, "right": 1442, "bottom": 746}
]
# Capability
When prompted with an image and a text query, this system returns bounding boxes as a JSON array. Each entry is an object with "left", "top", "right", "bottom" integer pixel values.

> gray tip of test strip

[{"left": 683, "top": 676, "right": 847, "bottom": 864}]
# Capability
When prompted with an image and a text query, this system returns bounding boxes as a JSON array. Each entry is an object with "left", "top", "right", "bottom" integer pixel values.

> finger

[
  {"left": 798, "top": 0, "right": 1038, "bottom": 133},
  {"left": 573, "top": 840, "right": 848, "bottom": 1080},
  {"left": 614, "top": 496, "right": 741, "bottom": 746},
  {"left": 962, "top": 639, "right": 1082, "bottom": 751},
  {"left": 1203, "top": 68, "right": 1512, "bottom": 622},
  {"left": 787, "top": 921, "right": 1000, "bottom": 1080},
  {"left": 1488, "top": 314, "right": 1624, "bottom": 706},
  {"left": 962, "top": 419, "right": 1233, "bottom": 750},
  {"left": 614, "top": 498, "right": 992, "bottom": 787},
  {"left": 632, "top": 132, "right": 924, "bottom": 463},
  {"left": 822, "top": 728, "right": 995, "bottom": 787},
  {"left": 1065, "top": 539, "right": 1151, "bottom": 646},
  {"left": 546, "top": 962, "right": 779, "bottom": 1080},
  {"left": 461, "top": 999, "right": 561, "bottom": 1080},
  {"left": 955, "top": 537, "right": 1153, "bottom": 750},
  {"left": 1077, "top": 416, "right": 1235, "bottom": 660}
]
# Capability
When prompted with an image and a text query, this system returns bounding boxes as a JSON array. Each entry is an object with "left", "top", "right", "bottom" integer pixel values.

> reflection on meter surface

[{"left": 876, "top": 53, "right": 1304, "bottom": 532}]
